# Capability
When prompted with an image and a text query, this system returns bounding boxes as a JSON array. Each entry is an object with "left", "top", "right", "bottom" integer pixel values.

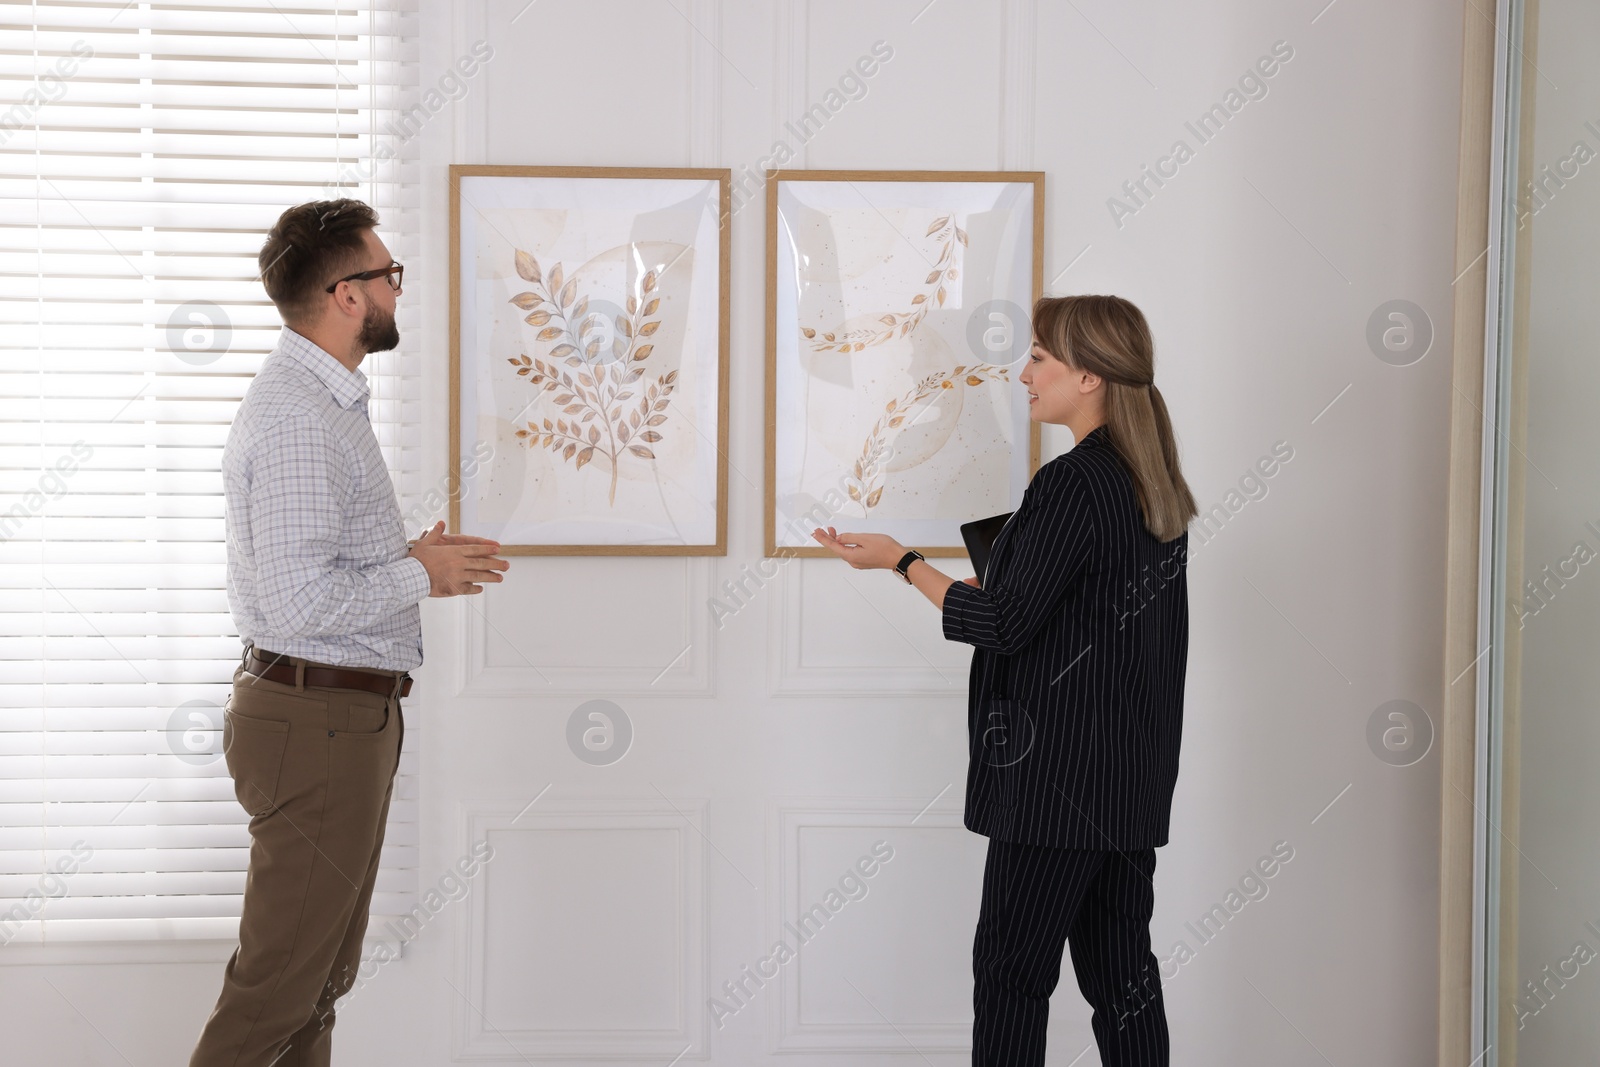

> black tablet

[{"left": 959, "top": 511, "right": 1014, "bottom": 586}]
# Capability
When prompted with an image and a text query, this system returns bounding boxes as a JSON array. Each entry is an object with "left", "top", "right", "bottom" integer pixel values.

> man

[{"left": 190, "top": 199, "right": 508, "bottom": 1066}]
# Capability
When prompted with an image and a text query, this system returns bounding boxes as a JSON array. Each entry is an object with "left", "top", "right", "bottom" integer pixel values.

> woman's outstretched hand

[
  {"left": 810, "top": 527, "right": 983, "bottom": 590},
  {"left": 810, "top": 526, "right": 904, "bottom": 570},
  {"left": 811, "top": 527, "right": 975, "bottom": 611}
]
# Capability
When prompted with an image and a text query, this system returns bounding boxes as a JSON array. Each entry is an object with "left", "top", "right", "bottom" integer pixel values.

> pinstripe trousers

[{"left": 972, "top": 838, "right": 1168, "bottom": 1066}]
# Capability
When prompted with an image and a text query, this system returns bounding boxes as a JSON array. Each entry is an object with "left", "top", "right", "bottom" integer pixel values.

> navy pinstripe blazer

[{"left": 941, "top": 424, "right": 1189, "bottom": 850}]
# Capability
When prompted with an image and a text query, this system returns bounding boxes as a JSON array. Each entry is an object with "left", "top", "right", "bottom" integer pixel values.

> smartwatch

[{"left": 894, "top": 549, "right": 925, "bottom": 584}]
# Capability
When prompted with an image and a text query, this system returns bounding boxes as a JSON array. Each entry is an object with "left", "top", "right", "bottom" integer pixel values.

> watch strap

[{"left": 895, "top": 549, "right": 925, "bottom": 583}]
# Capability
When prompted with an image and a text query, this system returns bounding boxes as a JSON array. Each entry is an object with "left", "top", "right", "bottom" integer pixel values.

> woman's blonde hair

[{"left": 1031, "top": 294, "right": 1196, "bottom": 542}]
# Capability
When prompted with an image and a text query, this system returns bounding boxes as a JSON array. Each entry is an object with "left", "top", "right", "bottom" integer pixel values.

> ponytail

[{"left": 1031, "top": 295, "right": 1196, "bottom": 541}]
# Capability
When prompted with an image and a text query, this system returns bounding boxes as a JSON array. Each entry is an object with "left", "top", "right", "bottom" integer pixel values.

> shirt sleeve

[
  {"left": 244, "top": 414, "right": 431, "bottom": 638},
  {"left": 941, "top": 459, "right": 1096, "bottom": 656}
]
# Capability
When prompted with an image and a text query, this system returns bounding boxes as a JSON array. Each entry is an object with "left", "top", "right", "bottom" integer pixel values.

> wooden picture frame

[
  {"left": 449, "top": 165, "right": 731, "bottom": 555},
  {"left": 764, "top": 169, "right": 1045, "bottom": 559}
]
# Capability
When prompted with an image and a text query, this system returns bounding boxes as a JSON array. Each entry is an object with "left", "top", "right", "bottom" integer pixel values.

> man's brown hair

[{"left": 258, "top": 199, "right": 380, "bottom": 325}]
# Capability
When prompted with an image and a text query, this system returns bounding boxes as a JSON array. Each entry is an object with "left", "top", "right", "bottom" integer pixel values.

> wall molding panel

[
  {"left": 774, "top": 0, "right": 811, "bottom": 170},
  {"left": 459, "top": 559, "right": 717, "bottom": 696},
  {"left": 768, "top": 566, "right": 968, "bottom": 695},
  {"left": 1000, "top": 0, "right": 1038, "bottom": 169},
  {"left": 689, "top": 0, "right": 724, "bottom": 168},
  {"left": 454, "top": 799, "right": 709, "bottom": 1060},
  {"left": 766, "top": 798, "right": 974, "bottom": 1053}
]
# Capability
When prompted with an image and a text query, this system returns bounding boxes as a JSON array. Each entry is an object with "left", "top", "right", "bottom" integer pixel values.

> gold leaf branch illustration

[
  {"left": 847, "top": 362, "right": 1010, "bottom": 514},
  {"left": 802, "top": 214, "right": 969, "bottom": 353},
  {"left": 507, "top": 251, "right": 674, "bottom": 505}
]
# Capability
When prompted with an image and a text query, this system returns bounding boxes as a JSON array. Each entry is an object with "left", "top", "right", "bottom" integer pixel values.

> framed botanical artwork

[
  {"left": 449, "top": 165, "right": 730, "bottom": 555},
  {"left": 765, "top": 169, "right": 1045, "bottom": 558}
]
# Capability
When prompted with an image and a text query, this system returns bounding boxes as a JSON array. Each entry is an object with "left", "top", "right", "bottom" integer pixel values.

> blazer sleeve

[{"left": 941, "top": 459, "right": 1096, "bottom": 656}]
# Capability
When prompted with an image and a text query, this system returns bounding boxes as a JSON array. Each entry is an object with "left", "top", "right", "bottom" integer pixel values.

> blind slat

[{"left": 1, "top": 0, "right": 421, "bottom": 942}]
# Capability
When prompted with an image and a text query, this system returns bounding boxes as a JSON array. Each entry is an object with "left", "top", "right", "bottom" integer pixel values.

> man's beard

[{"left": 358, "top": 301, "right": 399, "bottom": 354}]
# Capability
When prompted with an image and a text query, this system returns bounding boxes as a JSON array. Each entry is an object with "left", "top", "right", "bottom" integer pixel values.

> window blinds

[{"left": 0, "top": 0, "right": 421, "bottom": 942}]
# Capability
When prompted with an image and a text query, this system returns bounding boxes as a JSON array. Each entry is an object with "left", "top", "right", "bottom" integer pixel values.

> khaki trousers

[{"left": 190, "top": 656, "right": 405, "bottom": 1067}]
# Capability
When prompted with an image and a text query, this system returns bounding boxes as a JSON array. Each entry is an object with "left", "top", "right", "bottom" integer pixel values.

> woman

[{"left": 814, "top": 294, "right": 1196, "bottom": 1067}]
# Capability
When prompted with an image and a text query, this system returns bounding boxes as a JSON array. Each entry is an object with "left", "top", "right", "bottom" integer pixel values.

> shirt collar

[{"left": 277, "top": 326, "right": 369, "bottom": 411}]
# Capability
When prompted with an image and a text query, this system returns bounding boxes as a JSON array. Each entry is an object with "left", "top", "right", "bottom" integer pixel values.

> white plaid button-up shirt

[{"left": 222, "top": 327, "right": 430, "bottom": 671}]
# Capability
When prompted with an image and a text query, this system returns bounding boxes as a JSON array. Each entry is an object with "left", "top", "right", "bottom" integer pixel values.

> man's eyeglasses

[{"left": 325, "top": 262, "right": 403, "bottom": 294}]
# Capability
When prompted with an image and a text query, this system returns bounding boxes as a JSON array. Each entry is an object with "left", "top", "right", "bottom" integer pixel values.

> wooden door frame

[
  {"left": 1439, "top": 0, "right": 1496, "bottom": 1061},
  {"left": 1440, "top": 0, "right": 1541, "bottom": 1062}
]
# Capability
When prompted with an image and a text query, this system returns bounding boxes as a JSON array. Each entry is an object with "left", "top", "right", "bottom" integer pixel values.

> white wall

[{"left": 0, "top": 1, "right": 1465, "bottom": 1063}]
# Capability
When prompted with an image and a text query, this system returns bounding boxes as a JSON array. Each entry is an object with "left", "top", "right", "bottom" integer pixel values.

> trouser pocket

[
  {"left": 221, "top": 687, "right": 310, "bottom": 817},
  {"left": 330, "top": 690, "right": 391, "bottom": 736},
  {"left": 223, "top": 710, "right": 291, "bottom": 817}
]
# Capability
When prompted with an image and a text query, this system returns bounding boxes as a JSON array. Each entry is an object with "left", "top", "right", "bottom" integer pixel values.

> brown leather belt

[{"left": 244, "top": 647, "right": 412, "bottom": 699}]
